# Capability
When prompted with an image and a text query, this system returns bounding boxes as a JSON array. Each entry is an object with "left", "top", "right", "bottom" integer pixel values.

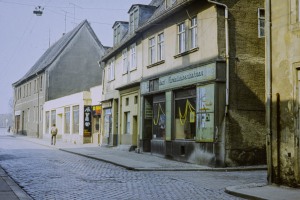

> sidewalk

[
  {"left": 0, "top": 166, "right": 32, "bottom": 200},
  {"left": 2, "top": 134, "right": 300, "bottom": 200}
]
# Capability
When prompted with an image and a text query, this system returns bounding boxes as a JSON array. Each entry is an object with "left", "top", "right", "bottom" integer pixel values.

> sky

[{"left": 0, "top": 0, "right": 151, "bottom": 114}]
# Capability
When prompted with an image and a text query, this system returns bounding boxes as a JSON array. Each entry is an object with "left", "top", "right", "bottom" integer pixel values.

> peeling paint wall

[{"left": 270, "top": 0, "right": 300, "bottom": 187}]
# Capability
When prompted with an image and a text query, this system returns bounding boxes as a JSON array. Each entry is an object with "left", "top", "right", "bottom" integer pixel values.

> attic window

[{"left": 129, "top": 8, "right": 139, "bottom": 34}]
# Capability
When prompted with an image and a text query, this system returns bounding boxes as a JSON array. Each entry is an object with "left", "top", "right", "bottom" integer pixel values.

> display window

[
  {"left": 152, "top": 94, "right": 165, "bottom": 139},
  {"left": 174, "top": 88, "right": 196, "bottom": 139}
]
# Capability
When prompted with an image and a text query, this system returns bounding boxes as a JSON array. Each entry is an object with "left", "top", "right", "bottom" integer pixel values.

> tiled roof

[{"left": 13, "top": 20, "right": 99, "bottom": 86}]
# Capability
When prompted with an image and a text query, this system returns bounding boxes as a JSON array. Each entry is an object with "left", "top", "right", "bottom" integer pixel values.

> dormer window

[
  {"left": 129, "top": 8, "right": 139, "bottom": 34},
  {"left": 113, "top": 24, "right": 121, "bottom": 46}
]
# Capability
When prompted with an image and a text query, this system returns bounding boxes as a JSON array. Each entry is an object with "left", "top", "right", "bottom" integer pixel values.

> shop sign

[
  {"left": 92, "top": 105, "right": 102, "bottom": 116},
  {"left": 102, "top": 101, "right": 112, "bottom": 108},
  {"left": 83, "top": 106, "right": 92, "bottom": 137},
  {"left": 159, "top": 63, "right": 216, "bottom": 91}
]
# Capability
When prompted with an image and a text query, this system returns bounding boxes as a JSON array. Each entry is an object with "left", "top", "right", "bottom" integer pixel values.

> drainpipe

[
  {"left": 207, "top": 0, "right": 229, "bottom": 167},
  {"left": 265, "top": 0, "right": 272, "bottom": 185},
  {"left": 207, "top": 0, "right": 229, "bottom": 113}
]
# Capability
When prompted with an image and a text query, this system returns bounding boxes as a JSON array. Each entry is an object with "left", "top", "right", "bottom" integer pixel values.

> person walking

[{"left": 51, "top": 124, "right": 58, "bottom": 145}]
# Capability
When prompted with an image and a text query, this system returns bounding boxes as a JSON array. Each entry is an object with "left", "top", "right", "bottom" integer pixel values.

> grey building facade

[{"left": 12, "top": 20, "right": 107, "bottom": 138}]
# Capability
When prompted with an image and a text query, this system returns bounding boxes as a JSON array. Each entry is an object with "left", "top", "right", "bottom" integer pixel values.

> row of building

[{"left": 11, "top": 0, "right": 300, "bottom": 187}]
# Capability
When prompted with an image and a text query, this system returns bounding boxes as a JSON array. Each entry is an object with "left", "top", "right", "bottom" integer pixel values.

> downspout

[
  {"left": 207, "top": 0, "right": 229, "bottom": 112},
  {"left": 265, "top": 0, "right": 273, "bottom": 185},
  {"left": 207, "top": 0, "right": 229, "bottom": 167},
  {"left": 36, "top": 73, "right": 40, "bottom": 138}
]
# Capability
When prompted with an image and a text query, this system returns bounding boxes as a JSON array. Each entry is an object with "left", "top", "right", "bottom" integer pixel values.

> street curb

[
  {"left": 225, "top": 183, "right": 267, "bottom": 200},
  {"left": 59, "top": 148, "right": 136, "bottom": 170},
  {"left": 0, "top": 168, "right": 33, "bottom": 200},
  {"left": 59, "top": 148, "right": 267, "bottom": 172}
]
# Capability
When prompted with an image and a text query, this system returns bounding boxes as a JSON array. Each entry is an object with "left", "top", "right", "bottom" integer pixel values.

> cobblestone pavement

[{"left": 0, "top": 135, "right": 267, "bottom": 200}]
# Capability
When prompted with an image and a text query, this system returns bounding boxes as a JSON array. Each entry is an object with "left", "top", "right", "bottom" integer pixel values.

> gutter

[
  {"left": 265, "top": 0, "right": 272, "bottom": 185},
  {"left": 207, "top": 0, "right": 229, "bottom": 114}
]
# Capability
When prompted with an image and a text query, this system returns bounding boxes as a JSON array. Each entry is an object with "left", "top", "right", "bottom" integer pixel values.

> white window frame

[
  {"left": 129, "top": 44, "right": 136, "bottom": 71},
  {"left": 157, "top": 33, "right": 164, "bottom": 61},
  {"left": 190, "top": 17, "right": 198, "bottom": 49},
  {"left": 107, "top": 59, "right": 115, "bottom": 81},
  {"left": 122, "top": 49, "right": 128, "bottom": 74},
  {"left": 178, "top": 22, "right": 186, "bottom": 53},
  {"left": 149, "top": 37, "right": 156, "bottom": 65},
  {"left": 258, "top": 8, "right": 265, "bottom": 38}
]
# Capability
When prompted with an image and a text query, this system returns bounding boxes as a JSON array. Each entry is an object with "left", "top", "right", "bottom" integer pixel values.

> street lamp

[{"left": 33, "top": 6, "right": 44, "bottom": 16}]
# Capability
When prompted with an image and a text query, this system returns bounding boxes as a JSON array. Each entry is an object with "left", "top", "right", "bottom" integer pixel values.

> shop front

[{"left": 140, "top": 61, "right": 226, "bottom": 166}]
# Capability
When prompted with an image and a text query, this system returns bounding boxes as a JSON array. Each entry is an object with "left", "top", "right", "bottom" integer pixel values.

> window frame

[
  {"left": 157, "top": 32, "right": 165, "bottom": 61},
  {"left": 190, "top": 17, "right": 198, "bottom": 49},
  {"left": 178, "top": 22, "right": 186, "bottom": 54},
  {"left": 129, "top": 44, "right": 136, "bottom": 71},
  {"left": 149, "top": 37, "right": 156, "bottom": 65},
  {"left": 258, "top": 8, "right": 265, "bottom": 38},
  {"left": 122, "top": 49, "right": 128, "bottom": 74}
]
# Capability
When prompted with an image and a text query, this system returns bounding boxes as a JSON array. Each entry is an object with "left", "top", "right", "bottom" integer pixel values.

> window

[
  {"left": 157, "top": 33, "right": 164, "bottom": 61},
  {"left": 126, "top": 97, "right": 129, "bottom": 106},
  {"left": 174, "top": 88, "right": 196, "bottom": 140},
  {"left": 152, "top": 94, "right": 165, "bottom": 139},
  {"left": 129, "top": 9, "right": 138, "bottom": 34},
  {"left": 46, "top": 111, "right": 50, "bottom": 134},
  {"left": 40, "top": 75, "right": 43, "bottom": 91},
  {"left": 107, "top": 59, "right": 115, "bottom": 81},
  {"left": 124, "top": 112, "right": 130, "bottom": 134},
  {"left": 129, "top": 44, "right": 136, "bottom": 70},
  {"left": 258, "top": 8, "right": 265, "bottom": 38},
  {"left": 51, "top": 110, "right": 56, "bottom": 127},
  {"left": 73, "top": 105, "right": 79, "bottom": 134},
  {"left": 178, "top": 23, "right": 186, "bottom": 53},
  {"left": 149, "top": 78, "right": 159, "bottom": 92},
  {"left": 113, "top": 25, "right": 121, "bottom": 45},
  {"left": 190, "top": 17, "right": 197, "bottom": 49},
  {"left": 149, "top": 37, "right": 156, "bottom": 64},
  {"left": 134, "top": 95, "right": 138, "bottom": 104},
  {"left": 64, "top": 107, "right": 70, "bottom": 134},
  {"left": 122, "top": 49, "right": 128, "bottom": 74}
]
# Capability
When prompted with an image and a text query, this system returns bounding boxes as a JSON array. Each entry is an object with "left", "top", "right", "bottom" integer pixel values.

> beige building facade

[
  {"left": 101, "top": 0, "right": 265, "bottom": 167},
  {"left": 266, "top": 0, "right": 300, "bottom": 187}
]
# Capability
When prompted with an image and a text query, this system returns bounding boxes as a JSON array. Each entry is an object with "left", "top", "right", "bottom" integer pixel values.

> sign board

[
  {"left": 83, "top": 106, "right": 92, "bottom": 137},
  {"left": 92, "top": 105, "right": 102, "bottom": 116}
]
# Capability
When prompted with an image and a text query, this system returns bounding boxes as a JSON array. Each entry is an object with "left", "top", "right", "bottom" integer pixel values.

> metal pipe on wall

[
  {"left": 207, "top": 0, "right": 229, "bottom": 113},
  {"left": 265, "top": 0, "right": 273, "bottom": 185}
]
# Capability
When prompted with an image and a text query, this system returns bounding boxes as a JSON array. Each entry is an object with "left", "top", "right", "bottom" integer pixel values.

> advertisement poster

[
  {"left": 84, "top": 106, "right": 92, "bottom": 137},
  {"left": 196, "top": 84, "right": 215, "bottom": 142}
]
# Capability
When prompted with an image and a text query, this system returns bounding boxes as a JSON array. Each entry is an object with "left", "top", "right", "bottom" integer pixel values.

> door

[{"left": 297, "top": 70, "right": 300, "bottom": 181}]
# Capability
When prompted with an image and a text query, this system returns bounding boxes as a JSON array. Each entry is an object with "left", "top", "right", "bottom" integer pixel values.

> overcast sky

[{"left": 0, "top": 0, "right": 150, "bottom": 114}]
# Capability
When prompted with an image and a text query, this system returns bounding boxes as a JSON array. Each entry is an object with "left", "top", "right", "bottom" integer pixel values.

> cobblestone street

[{"left": 0, "top": 134, "right": 266, "bottom": 200}]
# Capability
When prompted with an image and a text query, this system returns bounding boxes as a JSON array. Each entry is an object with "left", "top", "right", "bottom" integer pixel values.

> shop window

[
  {"left": 46, "top": 111, "right": 50, "bottom": 134},
  {"left": 64, "top": 107, "right": 70, "bottom": 134},
  {"left": 73, "top": 105, "right": 79, "bottom": 134},
  {"left": 174, "top": 88, "right": 196, "bottom": 139},
  {"left": 152, "top": 94, "right": 166, "bottom": 139},
  {"left": 51, "top": 110, "right": 56, "bottom": 127}
]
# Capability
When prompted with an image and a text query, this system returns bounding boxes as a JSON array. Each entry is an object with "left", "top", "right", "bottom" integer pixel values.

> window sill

[
  {"left": 147, "top": 60, "right": 165, "bottom": 68},
  {"left": 174, "top": 47, "right": 199, "bottom": 59}
]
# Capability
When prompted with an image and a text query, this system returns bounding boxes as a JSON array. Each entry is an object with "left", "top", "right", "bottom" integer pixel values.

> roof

[
  {"left": 101, "top": 0, "right": 194, "bottom": 62},
  {"left": 13, "top": 20, "right": 103, "bottom": 86}
]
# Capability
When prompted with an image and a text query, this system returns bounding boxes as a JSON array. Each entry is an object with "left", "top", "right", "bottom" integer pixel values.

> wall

[{"left": 270, "top": 0, "right": 300, "bottom": 187}]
